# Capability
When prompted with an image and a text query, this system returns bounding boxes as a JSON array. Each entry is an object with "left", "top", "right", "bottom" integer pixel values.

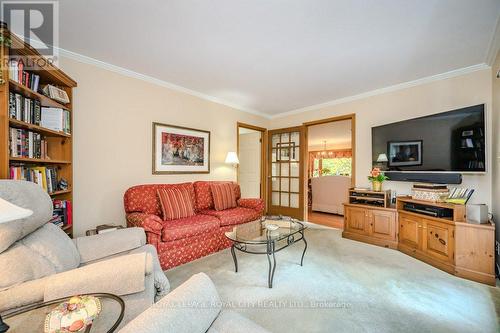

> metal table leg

[
  {"left": 267, "top": 241, "right": 277, "bottom": 288},
  {"left": 230, "top": 244, "right": 238, "bottom": 272},
  {"left": 300, "top": 231, "right": 307, "bottom": 266}
]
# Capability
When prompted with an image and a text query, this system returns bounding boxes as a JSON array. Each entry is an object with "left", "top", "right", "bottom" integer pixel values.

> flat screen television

[{"left": 372, "top": 104, "right": 485, "bottom": 173}]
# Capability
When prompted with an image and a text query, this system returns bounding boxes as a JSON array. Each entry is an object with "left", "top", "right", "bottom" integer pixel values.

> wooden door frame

[
  {"left": 237, "top": 122, "right": 267, "bottom": 210},
  {"left": 303, "top": 113, "right": 356, "bottom": 220}
]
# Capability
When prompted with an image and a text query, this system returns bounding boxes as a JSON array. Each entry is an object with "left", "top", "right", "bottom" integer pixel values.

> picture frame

[
  {"left": 152, "top": 122, "right": 210, "bottom": 174},
  {"left": 387, "top": 140, "right": 423, "bottom": 167}
]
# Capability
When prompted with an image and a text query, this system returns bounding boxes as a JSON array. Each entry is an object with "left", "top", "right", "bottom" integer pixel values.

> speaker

[
  {"left": 384, "top": 172, "right": 462, "bottom": 184},
  {"left": 466, "top": 204, "right": 489, "bottom": 224}
]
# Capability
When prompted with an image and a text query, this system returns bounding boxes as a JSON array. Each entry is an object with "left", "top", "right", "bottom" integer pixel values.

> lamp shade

[
  {"left": 225, "top": 152, "right": 239, "bottom": 164},
  {"left": 376, "top": 153, "right": 388, "bottom": 162},
  {"left": 0, "top": 197, "right": 33, "bottom": 223}
]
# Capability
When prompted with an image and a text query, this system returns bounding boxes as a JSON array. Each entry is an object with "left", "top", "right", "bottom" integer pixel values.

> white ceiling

[
  {"left": 308, "top": 120, "right": 351, "bottom": 151},
  {"left": 58, "top": 0, "right": 500, "bottom": 116}
]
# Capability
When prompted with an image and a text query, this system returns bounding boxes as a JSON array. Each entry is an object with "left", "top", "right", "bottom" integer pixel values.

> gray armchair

[{"left": 0, "top": 180, "right": 170, "bottom": 326}]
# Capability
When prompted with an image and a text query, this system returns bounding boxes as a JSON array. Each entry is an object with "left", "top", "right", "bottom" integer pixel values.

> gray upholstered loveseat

[{"left": 0, "top": 180, "right": 170, "bottom": 327}]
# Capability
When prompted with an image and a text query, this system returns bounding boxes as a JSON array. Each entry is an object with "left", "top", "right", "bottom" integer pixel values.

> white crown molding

[
  {"left": 485, "top": 14, "right": 500, "bottom": 66},
  {"left": 270, "top": 63, "right": 490, "bottom": 119},
  {"left": 56, "top": 48, "right": 272, "bottom": 119},
  {"left": 55, "top": 44, "right": 489, "bottom": 121}
]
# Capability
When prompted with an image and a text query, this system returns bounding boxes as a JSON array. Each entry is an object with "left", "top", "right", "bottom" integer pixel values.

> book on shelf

[
  {"left": 9, "top": 165, "right": 59, "bottom": 193},
  {"left": 9, "top": 92, "right": 42, "bottom": 125},
  {"left": 9, "top": 59, "right": 41, "bottom": 92},
  {"left": 41, "top": 107, "right": 71, "bottom": 134},
  {"left": 51, "top": 199, "right": 72, "bottom": 228},
  {"left": 9, "top": 128, "right": 48, "bottom": 159}
]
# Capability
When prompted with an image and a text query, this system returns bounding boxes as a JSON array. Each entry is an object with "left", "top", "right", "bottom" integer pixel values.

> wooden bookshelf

[{"left": 0, "top": 28, "right": 77, "bottom": 237}]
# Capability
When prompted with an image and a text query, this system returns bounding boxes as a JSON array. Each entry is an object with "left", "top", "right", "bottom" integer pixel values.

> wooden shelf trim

[
  {"left": 9, "top": 157, "right": 71, "bottom": 164},
  {"left": 9, "top": 80, "right": 71, "bottom": 110},
  {"left": 49, "top": 189, "right": 72, "bottom": 196},
  {"left": 9, "top": 119, "right": 71, "bottom": 137},
  {"left": 349, "top": 195, "right": 385, "bottom": 201},
  {"left": 9, "top": 33, "right": 77, "bottom": 88}
]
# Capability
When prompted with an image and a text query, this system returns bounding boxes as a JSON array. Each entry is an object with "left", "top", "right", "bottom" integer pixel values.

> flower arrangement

[{"left": 367, "top": 167, "right": 389, "bottom": 191}]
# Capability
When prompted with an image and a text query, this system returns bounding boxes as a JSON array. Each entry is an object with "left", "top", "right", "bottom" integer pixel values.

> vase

[{"left": 372, "top": 181, "right": 382, "bottom": 192}]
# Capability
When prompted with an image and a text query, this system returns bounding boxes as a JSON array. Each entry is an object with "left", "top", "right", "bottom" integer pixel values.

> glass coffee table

[
  {"left": 1, "top": 293, "right": 124, "bottom": 333},
  {"left": 224, "top": 216, "right": 307, "bottom": 288}
]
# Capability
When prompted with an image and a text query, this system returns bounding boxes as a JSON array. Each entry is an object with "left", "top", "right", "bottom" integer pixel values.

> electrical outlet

[{"left": 496, "top": 241, "right": 500, "bottom": 256}]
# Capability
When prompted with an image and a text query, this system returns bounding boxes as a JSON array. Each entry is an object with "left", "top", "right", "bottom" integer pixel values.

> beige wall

[
  {"left": 60, "top": 55, "right": 495, "bottom": 237},
  {"left": 59, "top": 57, "right": 268, "bottom": 236},
  {"left": 271, "top": 69, "right": 494, "bottom": 207}
]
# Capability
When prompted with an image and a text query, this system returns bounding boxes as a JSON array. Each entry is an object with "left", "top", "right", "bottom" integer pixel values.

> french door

[{"left": 267, "top": 126, "right": 305, "bottom": 220}]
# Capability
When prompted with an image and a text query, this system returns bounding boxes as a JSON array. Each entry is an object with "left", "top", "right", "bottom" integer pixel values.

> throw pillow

[
  {"left": 157, "top": 187, "right": 195, "bottom": 220},
  {"left": 210, "top": 183, "right": 237, "bottom": 211}
]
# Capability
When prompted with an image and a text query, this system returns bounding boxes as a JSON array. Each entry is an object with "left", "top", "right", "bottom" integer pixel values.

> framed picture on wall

[
  {"left": 152, "top": 122, "right": 210, "bottom": 174},
  {"left": 387, "top": 140, "right": 423, "bottom": 167}
]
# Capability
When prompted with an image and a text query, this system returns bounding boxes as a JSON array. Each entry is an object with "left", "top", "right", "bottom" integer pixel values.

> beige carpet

[{"left": 166, "top": 224, "right": 499, "bottom": 333}]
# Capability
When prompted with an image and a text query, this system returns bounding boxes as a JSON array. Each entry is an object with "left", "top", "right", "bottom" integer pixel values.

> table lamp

[
  {"left": 225, "top": 152, "right": 239, "bottom": 168},
  {"left": 0, "top": 197, "right": 33, "bottom": 333}
]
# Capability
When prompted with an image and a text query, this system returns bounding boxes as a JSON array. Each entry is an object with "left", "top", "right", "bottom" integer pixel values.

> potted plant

[{"left": 368, "top": 167, "right": 389, "bottom": 191}]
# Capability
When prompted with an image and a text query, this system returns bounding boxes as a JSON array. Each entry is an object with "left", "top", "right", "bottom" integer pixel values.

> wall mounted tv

[{"left": 372, "top": 104, "right": 485, "bottom": 173}]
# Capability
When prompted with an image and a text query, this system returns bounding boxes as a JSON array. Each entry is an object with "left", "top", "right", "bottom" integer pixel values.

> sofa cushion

[
  {"left": 201, "top": 207, "right": 260, "bottom": 226},
  {"left": 194, "top": 181, "right": 241, "bottom": 211},
  {"left": 157, "top": 187, "right": 195, "bottom": 221},
  {"left": 0, "top": 180, "right": 53, "bottom": 254},
  {"left": 210, "top": 183, "right": 237, "bottom": 211},
  {"left": 0, "top": 223, "right": 80, "bottom": 289},
  {"left": 161, "top": 214, "right": 220, "bottom": 242},
  {"left": 124, "top": 183, "right": 195, "bottom": 217}
]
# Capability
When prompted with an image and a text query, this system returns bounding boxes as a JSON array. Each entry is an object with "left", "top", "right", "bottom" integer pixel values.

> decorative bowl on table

[{"left": 44, "top": 295, "right": 101, "bottom": 333}]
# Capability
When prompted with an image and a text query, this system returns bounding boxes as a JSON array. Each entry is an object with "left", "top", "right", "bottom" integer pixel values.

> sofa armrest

[
  {"left": 119, "top": 273, "right": 221, "bottom": 333},
  {"left": 74, "top": 227, "right": 146, "bottom": 264},
  {"left": 237, "top": 198, "right": 265, "bottom": 214},
  {"left": 126, "top": 212, "right": 163, "bottom": 235},
  {"left": 44, "top": 253, "right": 152, "bottom": 302}
]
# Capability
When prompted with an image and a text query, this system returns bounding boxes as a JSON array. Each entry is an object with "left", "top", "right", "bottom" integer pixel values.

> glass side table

[{"left": 2, "top": 293, "right": 124, "bottom": 333}]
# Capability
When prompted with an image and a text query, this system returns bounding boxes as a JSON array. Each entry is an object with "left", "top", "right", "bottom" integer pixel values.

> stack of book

[
  {"left": 411, "top": 183, "right": 450, "bottom": 203},
  {"left": 9, "top": 92, "right": 42, "bottom": 124},
  {"left": 41, "top": 107, "right": 71, "bottom": 134},
  {"left": 9, "top": 59, "right": 41, "bottom": 92},
  {"left": 9, "top": 128, "right": 47, "bottom": 159},
  {"left": 9, "top": 165, "right": 59, "bottom": 193},
  {"left": 51, "top": 199, "right": 72, "bottom": 228}
]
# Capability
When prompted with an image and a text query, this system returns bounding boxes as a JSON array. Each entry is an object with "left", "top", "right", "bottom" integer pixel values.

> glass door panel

[{"left": 267, "top": 126, "right": 305, "bottom": 219}]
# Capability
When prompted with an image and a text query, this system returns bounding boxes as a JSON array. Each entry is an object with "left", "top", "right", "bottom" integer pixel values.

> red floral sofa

[{"left": 124, "top": 181, "right": 265, "bottom": 269}]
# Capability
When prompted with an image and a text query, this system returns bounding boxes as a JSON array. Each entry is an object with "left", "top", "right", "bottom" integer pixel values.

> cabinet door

[
  {"left": 399, "top": 214, "right": 421, "bottom": 249},
  {"left": 345, "top": 206, "right": 369, "bottom": 235},
  {"left": 422, "top": 219, "right": 454, "bottom": 263},
  {"left": 370, "top": 210, "right": 396, "bottom": 240}
]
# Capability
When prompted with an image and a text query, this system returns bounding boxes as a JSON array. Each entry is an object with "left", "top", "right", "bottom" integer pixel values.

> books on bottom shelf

[
  {"left": 9, "top": 165, "right": 59, "bottom": 194},
  {"left": 51, "top": 199, "right": 72, "bottom": 229},
  {"left": 9, "top": 128, "right": 48, "bottom": 159}
]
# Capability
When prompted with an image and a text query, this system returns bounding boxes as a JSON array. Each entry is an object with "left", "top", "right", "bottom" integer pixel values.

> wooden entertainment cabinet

[{"left": 343, "top": 195, "right": 495, "bottom": 285}]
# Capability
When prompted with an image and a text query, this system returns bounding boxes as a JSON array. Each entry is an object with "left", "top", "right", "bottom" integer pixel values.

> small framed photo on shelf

[
  {"left": 387, "top": 140, "right": 423, "bottom": 167},
  {"left": 152, "top": 122, "right": 210, "bottom": 174}
]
